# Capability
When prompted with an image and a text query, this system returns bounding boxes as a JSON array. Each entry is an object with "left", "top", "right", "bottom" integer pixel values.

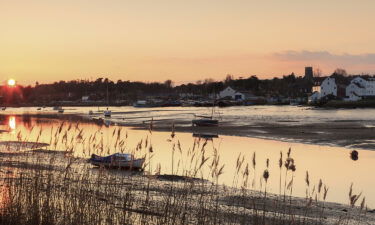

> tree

[
  {"left": 314, "top": 68, "right": 322, "bottom": 77},
  {"left": 333, "top": 68, "right": 347, "bottom": 76},
  {"left": 224, "top": 74, "right": 234, "bottom": 83},
  {"left": 164, "top": 79, "right": 173, "bottom": 88},
  {"left": 203, "top": 78, "right": 215, "bottom": 84}
]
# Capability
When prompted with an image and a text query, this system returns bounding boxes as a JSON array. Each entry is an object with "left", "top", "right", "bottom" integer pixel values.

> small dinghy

[{"left": 89, "top": 153, "right": 145, "bottom": 170}]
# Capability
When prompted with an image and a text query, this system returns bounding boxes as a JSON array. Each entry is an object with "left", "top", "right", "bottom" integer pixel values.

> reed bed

[{"left": 0, "top": 120, "right": 372, "bottom": 225}]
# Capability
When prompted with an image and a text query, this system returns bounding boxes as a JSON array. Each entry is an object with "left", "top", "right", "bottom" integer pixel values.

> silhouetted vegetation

[{"left": 1, "top": 71, "right": 374, "bottom": 106}]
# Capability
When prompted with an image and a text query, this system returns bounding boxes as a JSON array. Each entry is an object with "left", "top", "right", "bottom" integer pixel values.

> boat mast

[
  {"left": 106, "top": 79, "right": 109, "bottom": 108},
  {"left": 211, "top": 88, "right": 215, "bottom": 118}
]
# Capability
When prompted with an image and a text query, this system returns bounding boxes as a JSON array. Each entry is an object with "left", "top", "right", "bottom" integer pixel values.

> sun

[{"left": 7, "top": 79, "right": 16, "bottom": 87}]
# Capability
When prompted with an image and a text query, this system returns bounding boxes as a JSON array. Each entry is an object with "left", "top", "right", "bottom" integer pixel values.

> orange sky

[{"left": 1, "top": 0, "right": 375, "bottom": 85}]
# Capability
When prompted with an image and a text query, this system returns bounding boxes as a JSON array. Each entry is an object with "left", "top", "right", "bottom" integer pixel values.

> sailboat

[
  {"left": 192, "top": 115, "right": 219, "bottom": 127},
  {"left": 103, "top": 80, "right": 112, "bottom": 117},
  {"left": 192, "top": 96, "right": 219, "bottom": 127}
]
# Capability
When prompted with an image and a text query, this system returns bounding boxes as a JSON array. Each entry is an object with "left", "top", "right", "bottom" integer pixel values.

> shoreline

[{"left": 1, "top": 111, "right": 375, "bottom": 151}]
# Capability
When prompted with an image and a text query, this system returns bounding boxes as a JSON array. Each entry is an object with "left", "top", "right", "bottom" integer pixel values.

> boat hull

[
  {"left": 89, "top": 158, "right": 145, "bottom": 170},
  {"left": 192, "top": 119, "right": 219, "bottom": 127}
]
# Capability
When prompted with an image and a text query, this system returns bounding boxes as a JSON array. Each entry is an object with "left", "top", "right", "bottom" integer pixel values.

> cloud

[{"left": 273, "top": 50, "right": 375, "bottom": 64}]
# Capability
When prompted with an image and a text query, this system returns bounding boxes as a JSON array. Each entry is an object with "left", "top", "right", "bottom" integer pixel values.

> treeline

[{"left": 0, "top": 71, "right": 373, "bottom": 105}]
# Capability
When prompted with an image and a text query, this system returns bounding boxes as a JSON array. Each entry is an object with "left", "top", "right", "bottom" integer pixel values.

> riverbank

[{"left": 310, "top": 99, "right": 375, "bottom": 109}]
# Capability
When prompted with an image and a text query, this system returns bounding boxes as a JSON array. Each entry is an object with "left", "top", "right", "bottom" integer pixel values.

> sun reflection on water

[{"left": 8, "top": 116, "right": 16, "bottom": 131}]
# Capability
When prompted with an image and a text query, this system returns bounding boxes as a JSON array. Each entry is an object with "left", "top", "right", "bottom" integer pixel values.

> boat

[
  {"left": 104, "top": 108, "right": 111, "bottom": 117},
  {"left": 58, "top": 109, "right": 64, "bottom": 113},
  {"left": 192, "top": 96, "right": 219, "bottom": 127},
  {"left": 89, "top": 153, "right": 145, "bottom": 170},
  {"left": 192, "top": 116, "right": 219, "bottom": 127},
  {"left": 37, "top": 107, "right": 41, "bottom": 111},
  {"left": 1, "top": 107, "right": 6, "bottom": 111},
  {"left": 133, "top": 100, "right": 156, "bottom": 108},
  {"left": 88, "top": 110, "right": 94, "bottom": 115}
]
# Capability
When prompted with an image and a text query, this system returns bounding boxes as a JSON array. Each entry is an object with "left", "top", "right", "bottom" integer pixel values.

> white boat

[
  {"left": 89, "top": 153, "right": 145, "bottom": 170},
  {"left": 103, "top": 108, "right": 111, "bottom": 117}
]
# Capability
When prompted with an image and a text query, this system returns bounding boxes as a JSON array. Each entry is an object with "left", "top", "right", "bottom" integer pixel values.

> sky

[{"left": 1, "top": 0, "right": 375, "bottom": 85}]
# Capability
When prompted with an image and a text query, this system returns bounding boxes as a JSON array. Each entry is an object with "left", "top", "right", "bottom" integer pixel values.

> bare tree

[
  {"left": 334, "top": 68, "right": 347, "bottom": 76},
  {"left": 314, "top": 68, "right": 322, "bottom": 77},
  {"left": 224, "top": 74, "right": 234, "bottom": 83}
]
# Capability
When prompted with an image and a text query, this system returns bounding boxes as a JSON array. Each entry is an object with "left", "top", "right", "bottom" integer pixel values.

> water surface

[{"left": 0, "top": 114, "right": 373, "bottom": 208}]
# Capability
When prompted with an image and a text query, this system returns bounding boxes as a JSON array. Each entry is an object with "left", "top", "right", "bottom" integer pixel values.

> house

[
  {"left": 219, "top": 87, "right": 243, "bottom": 100},
  {"left": 218, "top": 87, "right": 256, "bottom": 101},
  {"left": 309, "top": 77, "right": 337, "bottom": 102},
  {"left": 345, "top": 77, "right": 375, "bottom": 101}
]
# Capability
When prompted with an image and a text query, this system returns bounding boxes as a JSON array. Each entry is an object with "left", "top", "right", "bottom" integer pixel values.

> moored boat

[
  {"left": 89, "top": 153, "right": 145, "bottom": 170},
  {"left": 103, "top": 108, "right": 111, "bottom": 117},
  {"left": 192, "top": 116, "right": 219, "bottom": 127}
]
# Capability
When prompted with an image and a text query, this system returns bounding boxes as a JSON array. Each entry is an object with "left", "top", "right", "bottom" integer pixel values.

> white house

[
  {"left": 219, "top": 87, "right": 245, "bottom": 100},
  {"left": 309, "top": 77, "right": 337, "bottom": 102},
  {"left": 82, "top": 96, "right": 89, "bottom": 102},
  {"left": 345, "top": 77, "right": 375, "bottom": 101}
]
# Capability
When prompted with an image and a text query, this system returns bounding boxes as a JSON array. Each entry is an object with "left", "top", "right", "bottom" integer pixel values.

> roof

[{"left": 313, "top": 77, "right": 328, "bottom": 86}]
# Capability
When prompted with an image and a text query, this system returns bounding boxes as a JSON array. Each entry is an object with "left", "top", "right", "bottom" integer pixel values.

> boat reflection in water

[{"left": 192, "top": 133, "right": 219, "bottom": 140}]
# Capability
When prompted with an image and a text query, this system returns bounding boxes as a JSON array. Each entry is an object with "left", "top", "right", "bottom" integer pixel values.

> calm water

[
  {"left": 0, "top": 114, "right": 374, "bottom": 208},
  {"left": 3, "top": 105, "right": 375, "bottom": 127}
]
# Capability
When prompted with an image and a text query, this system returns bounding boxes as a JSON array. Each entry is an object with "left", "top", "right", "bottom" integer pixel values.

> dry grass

[{"left": 0, "top": 120, "right": 372, "bottom": 225}]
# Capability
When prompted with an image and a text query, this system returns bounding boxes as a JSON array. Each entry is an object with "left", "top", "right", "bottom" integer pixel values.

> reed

[{"left": 0, "top": 120, "right": 370, "bottom": 225}]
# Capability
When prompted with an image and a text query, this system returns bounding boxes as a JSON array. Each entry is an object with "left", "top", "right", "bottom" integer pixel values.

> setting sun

[{"left": 7, "top": 79, "right": 16, "bottom": 87}]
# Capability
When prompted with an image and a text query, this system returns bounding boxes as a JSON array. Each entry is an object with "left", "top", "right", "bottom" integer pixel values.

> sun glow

[{"left": 7, "top": 79, "right": 16, "bottom": 87}]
